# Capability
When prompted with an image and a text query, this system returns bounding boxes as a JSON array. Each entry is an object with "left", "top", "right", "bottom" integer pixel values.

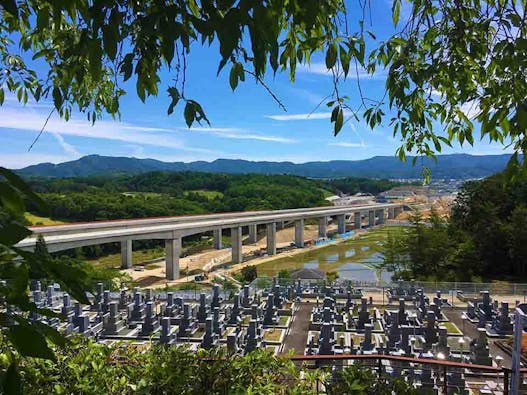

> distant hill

[{"left": 16, "top": 153, "right": 517, "bottom": 179}]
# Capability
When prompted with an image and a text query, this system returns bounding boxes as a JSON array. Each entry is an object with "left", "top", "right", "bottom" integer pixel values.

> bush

[
  {"left": 278, "top": 269, "right": 291, "bottom": 279},
  {"left": 240, "top": 265, "right": 257, "bottom": 283},
  {"left": 0, "top": 337, "right": 420, "bottom": 394},
  {"left": 326, "top": 363, "right": 418, "bottom": 395},
  {"left": 3, "top": 338, "right": 310, "bottom": 394}
]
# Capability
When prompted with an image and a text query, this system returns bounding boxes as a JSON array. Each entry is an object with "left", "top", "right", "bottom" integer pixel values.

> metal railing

[
  {"left": 289, "top": 353, "right": 525, "bottom": 394},
  {"left": 250, "top": 277, "right": 527, "bottom": 298}
]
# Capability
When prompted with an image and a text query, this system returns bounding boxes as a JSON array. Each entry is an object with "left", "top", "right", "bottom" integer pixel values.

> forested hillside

[
  {"left": 382, "top": 162, "right": 527, "bottom": 281},
  {"left": 17, "top": 153, "right": 517, "bottom": 179},
  {"left": 23, "top": 172, "right": 400, "bottom": 223}
]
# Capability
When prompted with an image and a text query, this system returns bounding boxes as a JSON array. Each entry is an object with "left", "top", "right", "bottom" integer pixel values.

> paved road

[
  {"left": 282, "top": 302, "right": 311, "bottom": 355},
  {"left": 443, "top": 309, "right": 512, "bottom": 368},
  {"left": 17, "top": 203, "right": 401, "bottom": 251}
]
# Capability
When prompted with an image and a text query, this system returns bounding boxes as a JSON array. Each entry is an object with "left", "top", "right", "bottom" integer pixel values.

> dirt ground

[{"left": 125, "top": 223, "right": 340, "bottom": 288}]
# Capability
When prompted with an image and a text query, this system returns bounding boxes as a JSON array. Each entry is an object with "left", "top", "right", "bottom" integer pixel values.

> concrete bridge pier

[
  {"left": 337, "top": 214, "right": 346, "bottom": 234},
  {"left": 266, "top": 223, "right": 276, "bottom": 255},
  {"left": 377, "top": 209, "right": 385, "bottom": 225},
  {"left": 120, "top": 240, "right": 132, "bottom": 269},
  {"left": 368, "top": 211, "right": 375, "bottom": 227},
  {"left": 294, "top": 219, "right": 304, "bottom": 247},
  {"left": 165, "top": 238, "right": 181, "bottom": 280},
  {"left": 248, "top": 224, "right": 258, "bottom": 243},
  {"left": 231, "top": 227, "right": 243, "bottom": 264},
  {"left": 387, "top": 207, "right": 395, "bottom": 220},
  {"left": 318, "top": 217, "right": 327, "bottom": 238},
  {"left": 354, "top": 212, "right": 361, "bottom": 229},
  {"left": 213, "top": 228, "right": 222, "bottom": 249}
]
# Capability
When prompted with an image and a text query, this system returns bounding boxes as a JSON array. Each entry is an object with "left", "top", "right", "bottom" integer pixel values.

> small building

[{"left": 290, "top": 268, "right": 326, "bottom": 281}]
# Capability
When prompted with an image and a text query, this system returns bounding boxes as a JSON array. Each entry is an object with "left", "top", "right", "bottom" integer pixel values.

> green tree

[
  {"left": 239, "top": 265, "right": 257, "bottom": 283},
  {"left": 277, "top": 269, "right": 291, "bottom": 279},
  {"left": 0, "top": 168, "right": 94, "bottom": 391}
]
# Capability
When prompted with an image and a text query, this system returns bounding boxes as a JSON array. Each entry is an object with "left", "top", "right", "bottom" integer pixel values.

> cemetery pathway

[
  {"left": 443, "top": 309, "right": 512, "bottom": 368},
  {"left": 282, "top": 302, "right": 311, "bottom": 355}
]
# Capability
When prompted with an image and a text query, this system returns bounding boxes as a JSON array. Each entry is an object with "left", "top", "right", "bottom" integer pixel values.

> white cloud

[
  {"left": 265, "top": 112, "right": 333, "bottom": 121},
  {"left": 188, "top": 127, "right": 296, "bottom": 143},
  {"left": 291, "top": 88, "right": 326, "bottom": 106},
  {"left": 265, "top": 109, "right": 353, "bottom": 122},
  {"left": 1, "top": 107, "right": 183, "bottom": 148},
  {"left": 49, "top": 131, "right": 81, "bottom": 156},
  {"left": 297, "top": 62, "right": 386, "bottom": 80},
  {"left": 328, "top": 141, "right": 366, "bottom": 148}
]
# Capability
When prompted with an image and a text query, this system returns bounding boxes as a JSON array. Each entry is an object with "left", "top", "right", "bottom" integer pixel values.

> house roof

[{"left": 290, "top": 268, "right": 326, "bottom": 280}]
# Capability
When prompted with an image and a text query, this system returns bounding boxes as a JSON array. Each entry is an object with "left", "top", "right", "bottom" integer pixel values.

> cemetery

[{"left": 19, "top": 277, "right": 527, "bottom": 393}]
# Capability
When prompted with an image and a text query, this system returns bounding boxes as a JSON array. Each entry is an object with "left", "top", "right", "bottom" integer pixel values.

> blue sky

[{"left": 0, "top": 1, "right": 512, "bottom": 169}]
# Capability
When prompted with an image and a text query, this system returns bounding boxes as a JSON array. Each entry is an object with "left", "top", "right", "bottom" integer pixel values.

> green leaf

[
  {"left": 3, "top": 362, "right": 22, "bottom": 395},
  {"left": 8, "top": 322, "right": 55, "bottom": 360},
  {"left": 52, "top": 87, "right": 62, "bottom": 109},
  {"left": 330, "top": 106, "right": 339, "bottom": 122},
  {"left": 167, "top": 87, "right": 180, "bottom": 115},
  {"left": 184, "top": 102, "right": 195, "bottom": 127},
  {"left": 32, "top": 321, "right": 67, "bottom": 348},
  {"left": 0, "top": 223, "right": 31, "bottom": 246},
  {"left": 392, "top": 0, "right": 401, "bottom": 25},
  {"left": 0, "top": 167, "right": 47, "bottom": 211},
  {"left": 325, "top": 43, "right": 337, "bottom": 69},
  {"left": 339, "top": 45, "right": 350, "bottom": 77},
  {"left": 334, "top": 108, "right": 344, "bottom": 136},
  {"left": 229, "top": 64, "right": 239, "bottom": 91},
  {"left": 102, "top": 25, "right": 118, "bottom": 61},
  {"left": 188, "top": 0, "right": 200, "bottom": 17},
  {"left": 0, "top": 0, "right": 18, "bottom": 18},
  {"left": 0, "top": 182, "right": 24, "bottom": 215},
  {"left": 120, "top": 54, "right": 134, "bottom": 81}
]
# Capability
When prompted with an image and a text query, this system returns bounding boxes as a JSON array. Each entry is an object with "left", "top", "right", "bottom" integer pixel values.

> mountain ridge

[{"left": 16, "top": 153, "right": 516, "bottom": 179}]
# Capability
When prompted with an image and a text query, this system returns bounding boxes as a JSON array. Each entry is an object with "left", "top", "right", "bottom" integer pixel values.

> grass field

[
  {"left": 319, "top": 189, "right": 335, "bottom": 198},
  {"left": 442, "top": 321, "right": 463, "bottom": 335},
  {"left": 25, "top": 212, "right": 66, "bottom": 226},
  {"left": 122, "top": 192, "right": 163, "bottom": 199},
  {"left": 185, "top": 190, "right": 224, "bottom": 199},
  {"left": 90, "top": 248, "right": 165, "bottom": 270},
  {"left": 263, "top": 329, "right": 283, "bottom": 342},
  {"left": 164, "top": 282, "right": 211, "bottom": 291}
]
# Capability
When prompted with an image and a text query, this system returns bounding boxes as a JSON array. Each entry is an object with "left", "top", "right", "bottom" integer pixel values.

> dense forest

[
  {"left": 382, "top": 164, "right": 527, "bottom": 282},
  {"left": 24, "top": 172, "right": 401, "bottom": 223}
]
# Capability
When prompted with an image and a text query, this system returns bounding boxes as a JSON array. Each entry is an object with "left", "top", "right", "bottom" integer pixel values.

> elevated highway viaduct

[{"left": 16, "top": 204, "right": 404, "bottom": 280}]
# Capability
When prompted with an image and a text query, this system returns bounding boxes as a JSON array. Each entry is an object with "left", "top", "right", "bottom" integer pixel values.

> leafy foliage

[
  {"left": 382, "top": 162, "right": 527, "bottom": 281},
  {"left": 0, "top": 168, "right": 95, "bottom": 391},
  {"left": 24, "top": 172, "right": 332, "bottom": 222},
  {"left": 327, "top": 363, "right": 418, "bottom": 395},
  {"left": 23, "top": 171, "right": 401, "bottom": 223},
  {"left": 239, "top": 265, "right": 257, "bottom": 284},
  {"left": 0, "top": 336, "right": 418, "bottom": 394},
  {"left": 0, "top": 0, "right": 343, "bottom": 127},
  {"left": 3, "top": 1, "right": 526, "bottom": 166}
]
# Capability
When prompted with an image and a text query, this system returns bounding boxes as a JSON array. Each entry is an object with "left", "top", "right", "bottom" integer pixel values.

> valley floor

[{"left": 121, "top": 223, "right": 351, "bottom": 288}]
